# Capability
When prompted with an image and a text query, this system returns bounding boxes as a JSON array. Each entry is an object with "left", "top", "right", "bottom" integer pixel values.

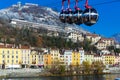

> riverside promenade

[{"left": 0, "top": 68, "right": 42, "bottom": 78}]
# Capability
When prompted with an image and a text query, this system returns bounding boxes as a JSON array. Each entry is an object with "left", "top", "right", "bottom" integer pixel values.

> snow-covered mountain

[
  {"left": 0, "top": 2, "right": 87, "bottom": 33},
  {"left": 112, "top": 33, "right": 120, "bottom": 43}
]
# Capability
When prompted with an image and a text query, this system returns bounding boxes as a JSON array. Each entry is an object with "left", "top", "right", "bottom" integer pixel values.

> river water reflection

[{"left": 2, "top": 74, "right": 120, "bottom": 80}]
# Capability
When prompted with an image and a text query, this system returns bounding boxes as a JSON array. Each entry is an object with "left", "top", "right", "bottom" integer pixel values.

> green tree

[
  {"left": 82, "top": 38, "right": 91, "bottom": 52},
  {"left": 107, "top": 46, "right": 115, "bottom": 52},
  {"left": 82, "top": 61, "right": 91, "bottom": 74},
  {"left": 114, "top": 48, "right": 120, "bottom": 53},
  {"left": 49, "top": 59, "right": 65, "bottom": 74},
  {"left": 92, "top": 61, "right": 105, "bottom": 74}
]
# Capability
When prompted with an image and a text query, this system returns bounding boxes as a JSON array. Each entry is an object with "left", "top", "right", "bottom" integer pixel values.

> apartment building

[
  {"left": 85, "top": 33, "right": 101, "bottom": 44},
  {"left": 67, "top": 32, "right": 84, "bottom": 42},
  {"left": 93, "top": 55, "right": 102, "bottom": 62},
  {"left": 102, "top": 54, "right": 115, "bottom": 65},
  {"left": 64, "top": 50, "right": 72, "bottom": 66},
  {"left": 100, "top": 38, "right": 115, "bottom": 46},
  {"left": 84, "top": 54, "right": 94, "bottom": 64},
  {"left": 71, "top": 51, "right": 81, "bottom": 65},
  {"left": 43, "top": 52, "right": 52, "bottom": 67},
  {"left": 0, "top": 44, "right": 22, "bottom": 68},
  {"left": 95, "top": 40, "right": 107, "bottom": 50},
  {"left": 50, "top": 49, "right": 60, "bottom": 64},
  {"left": 21, "top": 45, "right": 31, "bottom": 68}
]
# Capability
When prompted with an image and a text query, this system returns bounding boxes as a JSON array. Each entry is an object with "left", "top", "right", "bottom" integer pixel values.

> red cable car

[
  {"left": 73, "top": 0, "right": 83, "bottom": 25},
  {"left": 65, "top": 0, "right": 74, "bottom": 24},
  {"left": 59, "top": 0, "right": 99, "bottom": 26},
  {"left": 59, "top": 0, "right": 67, "bottom": 23},
  {"left": 83, "top": 0, "right": 99, "bottom": 26}
]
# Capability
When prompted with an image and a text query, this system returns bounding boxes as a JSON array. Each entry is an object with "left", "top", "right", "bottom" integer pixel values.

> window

[
  {"left": 2, "top": 50, "right": 4, "bottom": 54},
  {"left": 12, "top": 56, "right": 14, "bottom": 58},
  {"left": 16, "top": 56, "right": 18, "bottom": 58},
  {"left": 16, "top": 51, "right": 18, "bottom": 54},
  {"left": 2, "top": 55, "right": 5, "bottom": 58},
  {"left": 16, "top": 60, "right": 18, "bottom": 63},
  {"left": 7, "top": 55, "right": 9, "bottom": 58},
  {"left": 7, "top": 60, "right": 9, "bottom": 63},
  {"left": 12, "top": 50, "right": 14, "bottom": 54},
  {"left": 7, "top": 50, "right": 9, "bottom": 54},
  {"left": 12, "top": 60, "right": 14, "bottom": 63},
  {"left": 2, "top": 60, "right": 4, "bottom": 63}
]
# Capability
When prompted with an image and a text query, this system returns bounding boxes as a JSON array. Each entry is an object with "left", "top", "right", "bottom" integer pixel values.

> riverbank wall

[
  {"left": 0, "top": 68, "right": 42, "bottom": 78},
  {"left": 1, "top": 68, "right": 119, "bottom": 78}
]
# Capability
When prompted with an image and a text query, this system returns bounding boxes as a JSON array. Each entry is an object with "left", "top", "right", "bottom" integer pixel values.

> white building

[
  {"left": 95, "top": 40, "right": 107, "bottom": 50},
  {"left": 64, "top": 50, "right": 72, "bottom": 66},
  {"left": 85, "top": 33, "right": 101, "bottom": 45},
  {"left": 93, "top": 55, "right": 102, "bottom": 62},
  {"left": 67, "top": 32, "right": 84, "bottom": 42},
  {"left": 100, "top": 49, "right": 110, "bottom": 55},
  {"left": 50, "top": 49, "right": 60, "bottom": 64},
  {"left": 21, "top": 46, "right": 31, "bottom": 68},
  {"left": 79, "top": 48, "right": 85, "bottom": 64},
  {"left": 115, "top": 43, "right": 120, "bottom": 49}
]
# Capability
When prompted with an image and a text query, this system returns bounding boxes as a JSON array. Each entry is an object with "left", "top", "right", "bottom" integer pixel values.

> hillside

[{"left": 0, "top": 2, "right": 87, "bottom": 33}]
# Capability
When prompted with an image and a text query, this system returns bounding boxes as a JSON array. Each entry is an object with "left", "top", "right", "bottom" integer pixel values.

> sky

[{"left": 0, "top": 0, "right": 120, "bottom": 37}]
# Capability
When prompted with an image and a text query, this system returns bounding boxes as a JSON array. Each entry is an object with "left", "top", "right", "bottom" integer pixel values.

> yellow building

[
  {"left": 103, "top": 54, "right": 115, "bottom": 65},
  {"left": 30, "top": 49, "right": 45, "bottom": 67},
  {"left": 0, "top": 45, "right": 22, "bottom": 68},
  {"left": 43, "top": 53, "right": 52, "bottom": 67},
  {"left": 71, "top": 51, "right": 80, "bottom": 66},
  {"left": 59, "top": 54, "right": 65, "bottom": 65}
]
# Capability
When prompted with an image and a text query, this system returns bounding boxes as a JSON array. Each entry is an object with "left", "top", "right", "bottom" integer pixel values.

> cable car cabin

[
  {"left": 59, "top": 10, "right": 67, "bottom": 23},
  {"left": 73, "top": 7, "right": 83, "bottom": 25},
  {"left": 65, "top": 8, "right": 74, "bottom": 24},
  {"left": 83, "top": 8, "right": 98, "bottom": 26}
]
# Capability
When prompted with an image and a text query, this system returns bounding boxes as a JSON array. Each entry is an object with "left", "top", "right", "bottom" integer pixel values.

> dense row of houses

[
  {"left": 9, "top": 19, "right": 120, "bottom": 69},
  {"left": 0, "top": 43, "right": 120, "bottom": 69}
]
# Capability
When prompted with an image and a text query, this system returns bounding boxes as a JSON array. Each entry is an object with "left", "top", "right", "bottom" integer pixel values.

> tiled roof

[
  {"left": 101, "top": 38, "right": 114, "bottom": 41},
  {"left": 86, "top": 33, "right": 99, "bottom": 37},
  {"left": 21, "top": 45, "right": 30, "bottom": 49},
  {"left": 0, "top": 44, "right": 30, "bottom": 49},
  {"left": 97, "top": 40, "right": 105, "bottom": 43}
]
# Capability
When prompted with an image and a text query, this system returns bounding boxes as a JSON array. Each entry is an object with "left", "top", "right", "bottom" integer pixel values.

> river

[{"left": 1, "top": 74, "right": 120, "bottom": 80}]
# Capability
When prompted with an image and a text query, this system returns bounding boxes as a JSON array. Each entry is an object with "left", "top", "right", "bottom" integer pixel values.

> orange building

[{"left": 43, "top": 53, "right": 52, "bottom": 67}]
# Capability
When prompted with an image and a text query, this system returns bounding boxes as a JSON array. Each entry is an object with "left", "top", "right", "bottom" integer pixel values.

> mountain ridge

[
  {"left": 111, "top": 33, "right": 120, "bottom": 43},
  {"left": 0, "top": 2, "right": 88, "bottom": 34}
]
